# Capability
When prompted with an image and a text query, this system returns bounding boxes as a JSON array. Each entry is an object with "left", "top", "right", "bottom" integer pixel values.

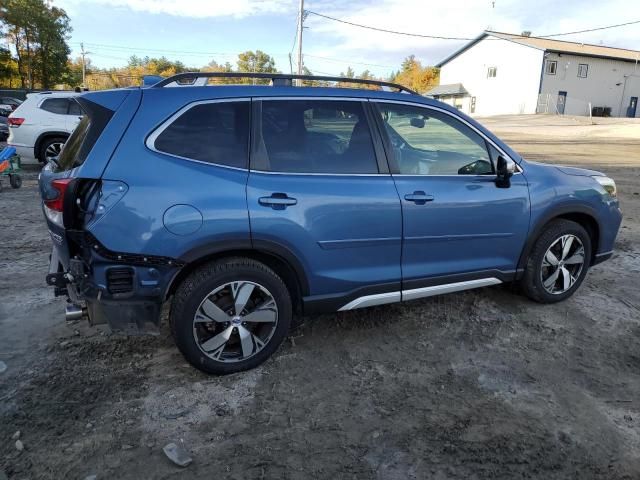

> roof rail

[{"left": 151, "top": 72, "right": 418, "bottom": 94}]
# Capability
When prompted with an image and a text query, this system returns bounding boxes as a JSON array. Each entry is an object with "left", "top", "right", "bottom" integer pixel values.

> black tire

[
  {"left": 170, "top": 257, "right": 292, "bottom": 375},
  {"left": 38, "top": 136, "right": 67, "bottom": 164},
  {"left": 520, "top": 219, "right": 591, "bottom": 303},
  {"left": 9, "top": 174, "right": 21, "bottom": 189}
]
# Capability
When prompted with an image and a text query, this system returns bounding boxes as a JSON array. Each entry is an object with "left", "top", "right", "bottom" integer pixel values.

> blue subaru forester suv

[{"left": 39, "top": 73, "right": 622, "bottom": 375}]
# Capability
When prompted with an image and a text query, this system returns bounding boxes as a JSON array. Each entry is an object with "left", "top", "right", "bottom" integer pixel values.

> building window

[
  {"left": 545, "top": 60, "right": 557, "bottom": 75},
  {"left": 577, "top": 64, "right": 588, "bottom": 78},
  {"left": 487, "top": 67, "right": 497, "bottom": 78},
  {"left": 470, "top": 96, "right": 476, "bottom": 114}
]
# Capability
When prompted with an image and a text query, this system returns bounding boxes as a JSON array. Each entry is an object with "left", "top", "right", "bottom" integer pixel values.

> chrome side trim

[
  {"left": 145, "top": 97, "right": 251, "bottom": 172},
  {"left": 254, "top": 96, "right": 365, "bottom": 102},
  {"left": 402, "top": 278, "right": 502, "bottom": 301},
  {"left": 338, "top": 291, "right": 401, "bottom": 311},
  {"left": 595, "top": 250, "right": 613, "bottom": 258},
  {"left": 337, "top": 277, "right": 502, "bottom": 311}
]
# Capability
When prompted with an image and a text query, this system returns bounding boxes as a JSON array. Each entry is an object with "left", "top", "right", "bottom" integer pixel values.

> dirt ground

[{"left": 1, "top": 115, "right": 640, "bottom": 479}]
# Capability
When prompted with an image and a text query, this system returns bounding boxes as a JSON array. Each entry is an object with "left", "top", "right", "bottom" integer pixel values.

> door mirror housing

[
  {"left": 409, "top": 117, "right": 425, "bottom": 128},
  {"left": 495, "top": 155, "right": 515, "bottom": 188}
]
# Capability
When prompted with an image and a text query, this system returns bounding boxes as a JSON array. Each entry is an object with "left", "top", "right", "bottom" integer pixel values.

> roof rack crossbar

[{"left": 152, "top": 72, "right": 418, "bottom": 94}]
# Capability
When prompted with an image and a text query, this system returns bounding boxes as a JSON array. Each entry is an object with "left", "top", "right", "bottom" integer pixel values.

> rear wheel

[
  {"left": 521, "top": 219, "right": 591, "bottom": 303},
  {"left": 170, "top": 257, "right": 292, "bottom": 375},
  {"left": 38, "top": 136, "right": 67, "bottom": 164},
  {"left": 9, "top": 174, "right": 21, "bottom": 189}
]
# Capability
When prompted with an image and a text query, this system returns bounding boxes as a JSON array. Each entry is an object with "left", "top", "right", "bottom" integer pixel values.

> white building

[{"left": 432, "top": 31, "right": 640, "bottom": 118}]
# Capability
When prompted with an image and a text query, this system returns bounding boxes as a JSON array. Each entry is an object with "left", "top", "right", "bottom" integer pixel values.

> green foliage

[
  {"left": 236, "top": 50, "right": 278, "bottom": 84},
  {"left": 1, "top": 0, "right": 72, "bottom": 88}
]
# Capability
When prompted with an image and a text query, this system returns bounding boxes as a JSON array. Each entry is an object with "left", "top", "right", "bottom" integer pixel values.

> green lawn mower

[{"left": 0, "top": 146, "right": 22, "bottom": 191}]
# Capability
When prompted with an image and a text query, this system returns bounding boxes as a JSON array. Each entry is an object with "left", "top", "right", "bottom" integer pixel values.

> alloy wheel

[
  {"left": 193, "top": 281, "right": 278, "bottom": 363},
  {"left": 540, "top": 234, "right": 585, "bottom": 295},
  {"left": 44, "top": 142, "right": 64, "bottom": 162}
]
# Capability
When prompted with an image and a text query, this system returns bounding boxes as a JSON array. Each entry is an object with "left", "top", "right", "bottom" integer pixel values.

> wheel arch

[
  {"left": 517, "top": 205, "right": 601, "bottom": 277},
  {"left": 166, "top": 241, "right": 310, "bottom": 314},
  {"left": 34, "top": 131, "right": 69, "bottom": 160}
]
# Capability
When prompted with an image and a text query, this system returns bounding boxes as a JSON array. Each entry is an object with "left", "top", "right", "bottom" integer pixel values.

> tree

[
  {"left": 33, "top": 5, "right": 71, "bottom": 88},
  {"left": 202, "top": 59, "right": 235, "bottom": 84},
  {"left": 1, "top": 0, "right": 72, "bottom": 88},
  {"left": 392, "top": 55, "right": 439, "bottom": 94},
  {"left": 236, "top": 50, "right": 277, "bottom": 84},
  {"left": 0, "top": 45, "right": 19, "bottom": 87},
  {"left": 336, "top": 66, "right": 356, "bottom": 88}
]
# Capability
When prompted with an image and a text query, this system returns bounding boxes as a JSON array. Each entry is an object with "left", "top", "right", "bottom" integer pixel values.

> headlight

[{"left": 594, "top": 176, "right": 617, "bottom": 197}]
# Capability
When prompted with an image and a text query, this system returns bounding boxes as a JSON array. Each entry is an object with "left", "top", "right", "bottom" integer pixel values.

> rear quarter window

[
  {"left": 151, "top": 101, "right": 250, "bottom": 169},
  {"left": 40, "top": 98, "right": 71, "bottom": 115}
]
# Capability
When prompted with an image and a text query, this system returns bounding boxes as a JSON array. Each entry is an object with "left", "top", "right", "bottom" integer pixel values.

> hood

[{"left": 555, "top": 166, "right": 604, "bottom": 177}]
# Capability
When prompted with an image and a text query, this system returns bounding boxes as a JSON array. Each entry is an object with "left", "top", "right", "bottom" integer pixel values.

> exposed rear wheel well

[{"left": 166, "top": 250, "right": 305, "bottom": 313}]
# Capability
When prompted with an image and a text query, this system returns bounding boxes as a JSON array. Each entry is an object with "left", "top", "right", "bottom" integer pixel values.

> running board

[{"left": 338, "top": 278, "right": 502, "bottom": 311}]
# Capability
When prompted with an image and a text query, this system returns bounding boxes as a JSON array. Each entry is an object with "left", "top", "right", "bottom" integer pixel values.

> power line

[
  {"left": 306, "top": 10, "right": 474, "bottom": 40},
  {"left": 306, "top": 10, "right": 640, "bottom": 41},
  {"left": 304, "top": 53, "right": 394, "bottom": 69},
  {"left": 538, "top": 19, "right": 640, "bottom": 38},
  {"left": 71, "top": 42, "right": 250, "bottom": 58}
]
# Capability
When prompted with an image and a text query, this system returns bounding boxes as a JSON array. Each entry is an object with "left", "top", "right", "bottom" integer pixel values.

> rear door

[
  {"left": 247, "top": 98, "right": 402, "bottom": 307},
  {"left": 372, "top": 101, "right": 530, "bottom": 289}
]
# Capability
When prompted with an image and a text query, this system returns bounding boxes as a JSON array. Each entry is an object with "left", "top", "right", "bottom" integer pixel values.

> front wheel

[
  {"left": 520, "top": 219, "right": 591, "bottom": 303},
  {"left": 170, "top": 257, "right": 292, "bottom": 375}
]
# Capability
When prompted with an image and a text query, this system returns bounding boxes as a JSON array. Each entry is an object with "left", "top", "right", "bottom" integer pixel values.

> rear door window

[
  {"left": 152, "top": 101, "right": 250, "bottom": 169},
  {"left": 256, "top": 100, "right": 378, "bottom": 174},
  {"left": 41, "top": 98, "right": 70, "bottom": 115}
]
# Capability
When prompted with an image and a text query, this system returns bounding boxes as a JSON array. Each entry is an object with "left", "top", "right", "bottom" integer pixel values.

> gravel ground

[{"left": 1, "top": 116, "right": 639, "bottom": 479}]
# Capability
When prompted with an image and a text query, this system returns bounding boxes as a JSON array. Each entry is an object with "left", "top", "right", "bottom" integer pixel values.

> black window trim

[
  {"left": 39, "top": 96, "right": 77, "bottom": 115},
  {"left": 545, "top": 60, "right": 558, "bottom": 75},
  {"left": 577, "top": 63, "right": 588, "bottom": 78},
  {"left": 249, "top": 96, "right": 388, "bottom": 176},
  {"left": 145, "top": 97, "right": 252, "bottom": 172},
  {"left": 369, "top": 99, "right": 522, "bottom": 177}
]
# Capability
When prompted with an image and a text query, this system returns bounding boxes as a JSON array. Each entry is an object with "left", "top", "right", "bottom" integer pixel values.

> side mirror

[
  {"left": 410, "top": 117, "right": 425, "bottom": 128},
  {"left": 495, "top": 155, "right": 515, "bottom": 188}
]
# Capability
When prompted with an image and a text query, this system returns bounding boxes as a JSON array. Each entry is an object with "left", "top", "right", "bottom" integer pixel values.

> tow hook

[
  {"left": 46, "top": 271, "right": 74, "bottom": 287},
  {"left": 65, "top": 304, "right": 87, "bottom": 322}
]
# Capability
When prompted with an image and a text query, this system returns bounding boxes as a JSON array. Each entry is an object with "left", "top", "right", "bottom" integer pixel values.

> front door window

[{"left": 375, "top": 103, "right": 493, "bottom": 176}]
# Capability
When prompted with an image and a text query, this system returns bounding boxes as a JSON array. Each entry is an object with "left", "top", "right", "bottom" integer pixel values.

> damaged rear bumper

[{"left": 47, "top": 231, "right": 183, "bottom": 335}]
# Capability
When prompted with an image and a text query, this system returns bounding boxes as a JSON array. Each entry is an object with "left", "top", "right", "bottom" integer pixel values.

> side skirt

[{"left": 302, "top": 270, "right": 514, "bottom": 314}]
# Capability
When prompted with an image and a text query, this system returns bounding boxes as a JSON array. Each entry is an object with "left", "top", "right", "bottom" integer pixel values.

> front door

[
  {"left": 557, "top": 91, "right": 567, "bottom": 114},
  {"left": 372, "top": 101, "right": 530, "bottom": 291},
  {"left": 627, "top": 97, "right": 638, "bottom": 118},
  {"left": 247, "top": 98, "right": 402, "bottom": 304}
]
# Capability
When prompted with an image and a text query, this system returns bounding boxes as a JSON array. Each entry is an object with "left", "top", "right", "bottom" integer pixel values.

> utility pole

[
  {"left": 296, "top": 0, "right": 304, "bottom": 84},
  {"left": 80, "top": 42, "right": 91, "bottom": 89}
]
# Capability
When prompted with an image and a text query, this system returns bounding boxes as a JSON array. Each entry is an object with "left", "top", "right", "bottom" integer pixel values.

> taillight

[
  {"left": 44, "top": 178, "right": 73, "bottom": 212},
  {"left": 8, "top": 117, "right": 24, "bottom": 127}
]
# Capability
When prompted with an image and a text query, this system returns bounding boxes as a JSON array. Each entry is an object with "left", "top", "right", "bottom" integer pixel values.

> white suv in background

[{"left": 8, "top": 92, "right": 83, "bottom": 164}]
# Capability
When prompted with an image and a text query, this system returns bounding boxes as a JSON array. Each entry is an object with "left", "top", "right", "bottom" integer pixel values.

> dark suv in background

[{"left": 39, "top": 73, "right": 621, "bottom": 374}]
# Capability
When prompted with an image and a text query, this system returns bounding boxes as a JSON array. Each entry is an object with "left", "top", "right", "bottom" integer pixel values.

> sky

[{"left": 55, "top": 0, "right": 640, "bottom": 78}]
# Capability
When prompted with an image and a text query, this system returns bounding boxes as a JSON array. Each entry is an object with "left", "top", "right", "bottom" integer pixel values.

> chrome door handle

[
  {"left": 404, "top": 191, "right": 434, "bottom": 205},
  {"left": 259, "top": 193, "right": 297, "bottom": 210}
]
